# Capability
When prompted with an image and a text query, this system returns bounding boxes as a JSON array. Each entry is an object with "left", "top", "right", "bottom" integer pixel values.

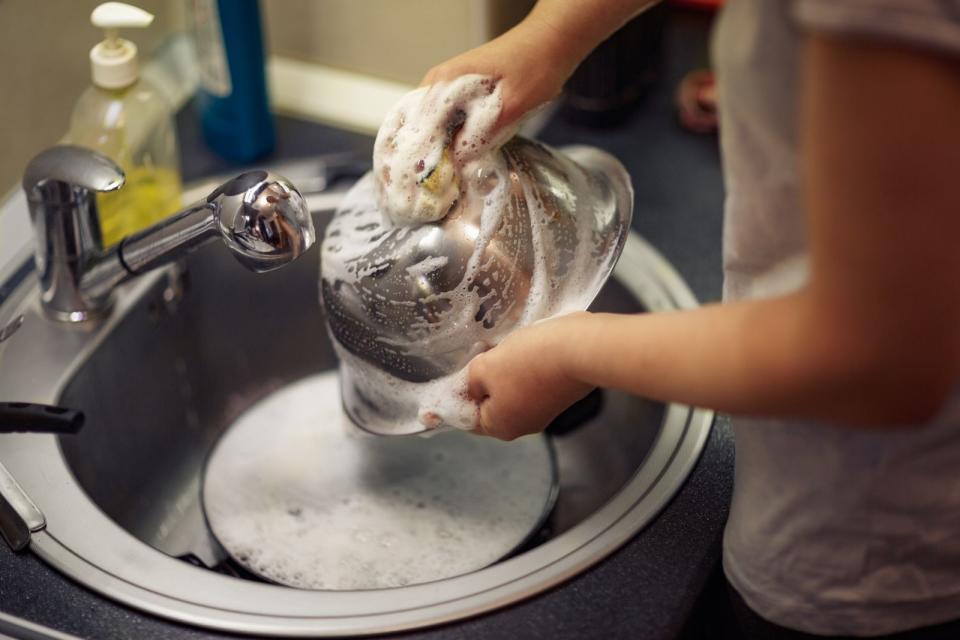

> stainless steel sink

[{"left": 0, "top": 174, "right": 712, "bottom": 636}]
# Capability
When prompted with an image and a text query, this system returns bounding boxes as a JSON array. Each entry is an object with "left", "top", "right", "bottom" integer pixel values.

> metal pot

[{"left": 320, "top": 138, "right": 633, "bottom": 434}]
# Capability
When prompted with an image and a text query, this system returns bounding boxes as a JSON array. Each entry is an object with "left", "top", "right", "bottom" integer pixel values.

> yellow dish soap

[{"left": 68, "top": 1, "right": 183, "bottom": 248}]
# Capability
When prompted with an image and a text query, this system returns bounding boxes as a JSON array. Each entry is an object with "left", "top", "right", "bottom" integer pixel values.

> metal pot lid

[{"left": 202, "top": 372, "right": 557, "bottom": 590}]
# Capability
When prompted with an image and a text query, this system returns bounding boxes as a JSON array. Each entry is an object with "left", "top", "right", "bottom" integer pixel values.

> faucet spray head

[{"left": 207, "top": 171, "right": 316, "bottom": 272}]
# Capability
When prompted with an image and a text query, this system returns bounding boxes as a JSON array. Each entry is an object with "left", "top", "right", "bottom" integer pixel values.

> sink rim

[{"left": 0, "top": 223, "right": 712, "bottom": 636}]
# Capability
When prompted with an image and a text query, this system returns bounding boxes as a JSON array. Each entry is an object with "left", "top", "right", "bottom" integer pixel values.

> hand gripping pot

[{"left": 320, "top": 138, "right": 633, "bottom": 435}]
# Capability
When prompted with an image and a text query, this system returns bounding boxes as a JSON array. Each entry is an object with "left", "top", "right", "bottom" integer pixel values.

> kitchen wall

[
  {"left": 0, "top": 0, "right": 533, "bottom": 193},
  {"left": 262, "top": 0, "right": 533, "bottom": 85}
]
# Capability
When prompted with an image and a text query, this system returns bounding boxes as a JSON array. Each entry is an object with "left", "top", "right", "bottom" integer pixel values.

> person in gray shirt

[{"left": 423, "top": 0, "right": 960, "bottom": 637}]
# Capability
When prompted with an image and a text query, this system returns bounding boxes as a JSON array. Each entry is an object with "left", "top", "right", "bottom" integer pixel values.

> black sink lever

[{"left": 0, "top": 402, "right": 85, "bottom": 434}]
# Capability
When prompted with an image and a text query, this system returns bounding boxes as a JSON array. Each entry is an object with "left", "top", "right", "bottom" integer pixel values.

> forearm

[
  {"left": 564, "top": 291, "right": 951, "bottom": 427},
  {"left": 421, "top": 0, "right": 660, "bottom": 129},
  {"left": 522, "top": 0, "right": 661, "bottom": 70}
]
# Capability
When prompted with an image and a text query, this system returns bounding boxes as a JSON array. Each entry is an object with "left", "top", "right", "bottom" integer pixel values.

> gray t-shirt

[{"left": 712, "top": 0, "right": 960, "bottom": 635}]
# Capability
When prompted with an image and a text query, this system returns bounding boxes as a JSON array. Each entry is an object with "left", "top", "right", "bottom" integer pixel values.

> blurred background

[{"left": 0, "top": 0, "right": 538, "bottom": 191}]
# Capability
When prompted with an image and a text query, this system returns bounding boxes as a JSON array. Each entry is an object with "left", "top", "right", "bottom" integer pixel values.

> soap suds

[
  {"left": 337, "top": 344, "right": 481, "bottom": 434},
  {"left": 203, "top": 372, "right": 555, "bottom": 589},
  {"left": 405, "top": 255, "right": 449, "bottom": 279},
  {"left": 373, "top": 74, "right": 512, "bottom": 227}
]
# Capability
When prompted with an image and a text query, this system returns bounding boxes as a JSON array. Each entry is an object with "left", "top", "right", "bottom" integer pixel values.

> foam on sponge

[{"left": 373, "top": 75, "right": 511, "bottom": 226}]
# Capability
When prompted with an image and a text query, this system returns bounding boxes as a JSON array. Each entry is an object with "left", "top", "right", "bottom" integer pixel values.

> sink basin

[{"left": 0, "top": 171, "right": 711, "bottom": 636}]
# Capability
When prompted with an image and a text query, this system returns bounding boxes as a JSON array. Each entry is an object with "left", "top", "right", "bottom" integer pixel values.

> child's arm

[
  {"left": 422, "top": 0, "right": 660, "bottom": 130},
  {"left": 468, "top": 33, "right": 960, "bottom": 440}
]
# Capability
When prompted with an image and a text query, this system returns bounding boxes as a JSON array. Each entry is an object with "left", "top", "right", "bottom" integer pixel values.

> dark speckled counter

[{"left": 0, "top": 9, "right": 734, "bottom": 640}]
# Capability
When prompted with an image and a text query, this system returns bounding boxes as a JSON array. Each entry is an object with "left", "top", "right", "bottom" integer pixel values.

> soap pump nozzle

[{"left": 90, "top": 2, "right": 154, "bottom": 90}]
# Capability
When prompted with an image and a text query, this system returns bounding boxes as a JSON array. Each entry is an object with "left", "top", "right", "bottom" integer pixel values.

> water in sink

[{"left": 203, "top": 371, "right": 556, "bottom": 589}]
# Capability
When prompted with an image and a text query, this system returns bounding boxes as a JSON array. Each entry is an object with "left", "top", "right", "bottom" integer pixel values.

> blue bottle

[{"left": 191, "top": 0, "right": 274, "bottom": 162}]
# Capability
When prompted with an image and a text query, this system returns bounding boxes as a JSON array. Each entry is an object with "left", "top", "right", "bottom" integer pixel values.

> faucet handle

[
  {"left": 23, "top": 145, "right": 124, "bottom": 201},
  {"left": 23, "top": 145, "right": 126, "bottom": 322}
]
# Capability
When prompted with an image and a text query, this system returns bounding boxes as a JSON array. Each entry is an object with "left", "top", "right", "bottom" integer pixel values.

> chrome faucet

[{"left": 22, "top": 145, "right": 316, "bottom": 322}]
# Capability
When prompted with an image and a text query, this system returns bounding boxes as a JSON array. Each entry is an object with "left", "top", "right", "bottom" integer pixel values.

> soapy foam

[
  {"left": 373, "top": 74, "right": 512, "bottom": 226},
  {"left": 202, "top": 372, "right": 555, "bottom": 589},
  {"left": 322, "top": 76, "right": 626, "bottom": 434},
  {"left": 337, "top": 343, "right": 480, "bottom": 434}
]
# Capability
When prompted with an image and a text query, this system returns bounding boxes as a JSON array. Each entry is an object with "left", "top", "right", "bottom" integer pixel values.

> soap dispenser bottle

[{"left": 68, "top": 1, "right": 183, "bottom": 248}]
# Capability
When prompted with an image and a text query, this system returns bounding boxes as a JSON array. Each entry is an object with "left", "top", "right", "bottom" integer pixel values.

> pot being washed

[{"left": 321, "top": 135, "right": 633, "bottom": 436}]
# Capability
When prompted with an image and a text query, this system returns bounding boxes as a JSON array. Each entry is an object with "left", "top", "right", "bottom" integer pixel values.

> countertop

[{"left": 0, "top": 9, "right": 733, "bottom": 640}]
